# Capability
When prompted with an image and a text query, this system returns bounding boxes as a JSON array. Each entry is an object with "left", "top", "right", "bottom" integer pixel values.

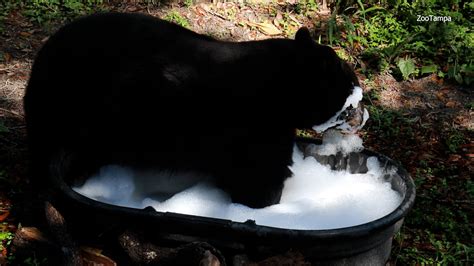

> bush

[
  {"left": 326, "top": 0, "right": 473, "bottom": 84},
  {"left": 21, "top": 0, "right": 105, "bottom": 25}
]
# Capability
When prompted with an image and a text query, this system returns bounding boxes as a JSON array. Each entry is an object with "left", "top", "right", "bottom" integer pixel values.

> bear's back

[{"left": 23, "top": 13, "right": 356, "bottom": 207}]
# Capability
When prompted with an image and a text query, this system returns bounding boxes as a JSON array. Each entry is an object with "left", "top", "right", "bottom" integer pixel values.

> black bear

[{"left": 24, "top": 12, "right": 360, "bottom": 208}]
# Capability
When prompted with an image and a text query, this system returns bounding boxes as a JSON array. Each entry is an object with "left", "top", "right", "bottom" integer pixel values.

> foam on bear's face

[
  {"left": 308, "top": 129, "right": 364, "bottom": 156},
  {"left": 73, "top": 139, "right": 402, "bottom": 230},
  {"left": 313, "top": 86, "right": 369, "bottom": 133}
]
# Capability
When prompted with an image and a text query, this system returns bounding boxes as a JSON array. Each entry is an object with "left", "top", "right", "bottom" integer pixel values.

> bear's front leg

[{"left": 221, "top": 162, "right": 292, "bottom": 208}]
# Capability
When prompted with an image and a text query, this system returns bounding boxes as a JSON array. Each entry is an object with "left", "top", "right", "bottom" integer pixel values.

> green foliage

[
  {"left": 23, "top": 254, "right": 48, "bottom": 266},
  {"left": 445, "top": 130, "right": 466, "bottom": 153},
  {"left": 183, "top": 0, "right": 193, "bottom": 8},
  {"left": 364, "top": 106, "right": 414, "bottom": 139},
  {"left": 164, "top": 11, "right": 190, "bottom": 29},
  {"left": 397, "top": 57, "right": 418, "bottom": 80},
  {"left": 420, "top": 64, "right": 438, "bottom": 75},
  {"left": 325, "top": 0, "right": 473, "bottom": 84},
  {"left": 295, "top": 0, "right": 318, "bottom": 15},
  {"left": 0, "top": 228, "right": 13, "bottom": 252},
  {"left": 363, "top": 13, "right": 408, "bottom": 49},
  {"left": 334, "top": 48, "right": 350, "bottom": 62},
  {"left": 395, "top": 231, "right": 473, "bottom": 265},
  {"left": 363, "top": 87, "right": 415, "bottom": 139},
  {"left": 396, "top": 165, "right": 474, "bottom": 264},
  {"left": 394, "top": 149, "right": 474, "bottom": 264},
  {"left": 466, "top": 102, "right": 474, "bottom": 110},
  {"left": 21, "top": 0, "right": 105, "bottom": 25},
  {"left": 0, "top": 1, "right": 19, "bottom": 33}
]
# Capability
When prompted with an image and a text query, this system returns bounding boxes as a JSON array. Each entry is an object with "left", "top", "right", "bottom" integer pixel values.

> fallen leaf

[
  {"left": 275, "top": 11, "right": 283, "bottom": 21},
  {"left": 81, "top": 246, "right": 117, "bottom": 266},
  {"left": 19, "top": 32, "right": 31, "bottom": 37},
  {"left": 0, "top": 211, "right": 9, "bottom": 222},
  {"left": 445, "top": 101, "right": 457, "bottom": 108},
  {"left": 461, "top": 143, "right": 474, "bottom": 149},
  {"left": 126, "top": 6, "right": 138, "bottom": 12},
  {"left": 288, "top": 14, "right": 301, "bottom": 26},
  {"left": 273, "top": 12, "right": 283, "bottom": 27},
  {"left": 200, "top": 4, "right": 210, "bottom": 13},
  {"left": 195, "top": 6, "right": 207, "bottom": 16},
  {"left": 448, "top": 154, "right": 461, "bottom": 162},
  {"left": 273, "top": 18, "right": 279, "bottom": 27},
  {"left": 246, "top": 21, "right": 282, "bottom": 36},
  {"left": 435, "top": 91, "right": 446, "bottom": 102}
]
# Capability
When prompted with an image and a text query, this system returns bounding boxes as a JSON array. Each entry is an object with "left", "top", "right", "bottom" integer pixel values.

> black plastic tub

[{"left": 48, "top": 138, "right": 416, "bottom": 265}]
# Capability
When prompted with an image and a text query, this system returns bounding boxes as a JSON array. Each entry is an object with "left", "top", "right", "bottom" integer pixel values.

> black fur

[{"left": 24, "top": 12, "right": 359, "bottom": 208}]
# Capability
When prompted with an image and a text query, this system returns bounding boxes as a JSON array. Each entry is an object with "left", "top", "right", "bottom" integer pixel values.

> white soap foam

[
  {"left": 308, "top": 129, "right": 364, "bottom": 155},
  {"left": 313, "top": 86, "right": 370, "bottom": 133},
  {"left": 73, "top": 134, "right": 402, "bottom": 230},
  {"left": 73, "top": 165, "right": 139, "bottom": 208}
]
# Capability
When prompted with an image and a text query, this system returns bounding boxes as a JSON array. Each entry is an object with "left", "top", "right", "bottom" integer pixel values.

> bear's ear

[{"left": 295, "top": 27, "right": 313, "bottom": 45}]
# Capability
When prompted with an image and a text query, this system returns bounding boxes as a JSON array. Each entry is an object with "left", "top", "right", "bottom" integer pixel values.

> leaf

[
  {"left": 397, "top": 58, "right": 417, "bottom": 80},
  {"left": 421, "top": 65, "right": 438, "bottom": 75},
  {"left": 81, "top": 246, "right": 117, "bottom": 266},
  {"left": 0, "top": 211, "right": 9, "bottom": 222},
  {"left": 19, "top": 32, "right": 30, "bottom": 37},
  {"left": 287, "top": 14, "right": 301, "bottom": 26},
  {"left": 454, "top": 73, "right": 463, "bottom": 84},
  {"left": 246, "top": 21, "right": 282, "bottom": 36},
  {"left": 445, "top": 101, "right": 457, "bottom": 108},
  {"left": 0, "top": 231, "right": 11, "bottom": 240},
  {"left": 436, "top": 91, "right": 447, "bottom": 102}
]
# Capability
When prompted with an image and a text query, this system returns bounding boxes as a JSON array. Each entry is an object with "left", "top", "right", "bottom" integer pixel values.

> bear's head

[{"left": 291, "top": 27, "right": 362, "bottom": 131}]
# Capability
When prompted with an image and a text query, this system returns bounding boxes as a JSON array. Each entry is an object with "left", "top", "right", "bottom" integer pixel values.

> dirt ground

[{"left": 0, "top": 1, "right": 472, "bottom": 265}]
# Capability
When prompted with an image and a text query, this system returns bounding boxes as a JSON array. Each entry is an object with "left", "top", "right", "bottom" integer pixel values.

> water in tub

[{"left": 73, "top": 86, "right": 402, "bottom": 230}]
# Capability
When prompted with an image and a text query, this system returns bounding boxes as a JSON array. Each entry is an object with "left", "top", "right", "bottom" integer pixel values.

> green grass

[
  {"left": 390, "top": 133, "right": 472, "bottom": 264},
  {"left": 363, "top": 107, "right": 415, "bottom": 140},
  {"left": 394, "top": 229, "right": 473, "bottom": 265},
  {"left": 164, "top": 11, "right": 190, "bottom": 29}
]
